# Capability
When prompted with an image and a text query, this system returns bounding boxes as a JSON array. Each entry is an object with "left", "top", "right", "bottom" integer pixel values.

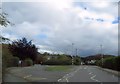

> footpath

[{"left": 96, "top": 66, "right": 120, "bottom": 77}]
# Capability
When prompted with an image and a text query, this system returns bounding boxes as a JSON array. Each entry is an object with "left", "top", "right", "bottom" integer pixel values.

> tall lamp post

[
  {"left": 76, "top": 48, "right": 78, "bottom": 56},
  {"left": 72, "top": 43, "right": 74, "bottom": 65},
  {"left": 100, "top": 45, "right": 103, "bottom": 66}
]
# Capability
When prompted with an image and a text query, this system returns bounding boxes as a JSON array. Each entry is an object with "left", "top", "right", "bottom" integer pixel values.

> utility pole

[
  {"left": 100, "top": 45, "right": 103, "bottom": 66},
  {"left": 72, "top": 43, "right": 74, "bottom": 65},
  {"left": 76, "top": 48, "right": 78, "bottom": 56}
]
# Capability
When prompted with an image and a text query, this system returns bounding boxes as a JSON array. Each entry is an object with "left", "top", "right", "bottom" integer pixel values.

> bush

[
  {"left": 74, "top": 57, "right": 81, "bottom": 65},
  {"left": 11, "top": 57, "right": 19, "bottom": 67},
  {"left": 3, "top": 55, "right": 19, "bottom": 67},
  {"left": 25, "top": 58, "right": 33, "bottom": 66},
  {"left": 102, "top": 57, "right": 114, "bottom": 69},
  {"left": 114, "top": 56, "right": 120, "bottom": 71},
  {"left": 42, "top": 58, "right": 72, "bottom": 65},
  {"left": 96, "top": 60, "right": 102, "bottom": 67},
  {"left": 43, "top": 59, "right": 60, "bottom": 65},
  {"left": 96, "top": 56, "right": 120, "bottom": 71}
]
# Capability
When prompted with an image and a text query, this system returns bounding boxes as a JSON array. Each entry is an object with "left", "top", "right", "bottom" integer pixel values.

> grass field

[{"left": 45, "top": 66, "right": 72, "bottom": 71}]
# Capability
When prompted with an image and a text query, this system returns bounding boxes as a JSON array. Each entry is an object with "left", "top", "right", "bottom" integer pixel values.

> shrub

[
  {"left": 102, "top": 57, "right": 114, "bottom": 69},
  {"left": 25, "top": 58, "right": 33, "bottom": 66},
  {"left": 43, "top": 59, "right": 59, "bottom": 65},
  {"left": 96, "top": 60, "right": 102, "bottom": 67},
  {"left": 11, "top": 57, "right": 19, "bottom": 67},
  {"left": 74, "top": 57, "right": 81, "bottom": 65},
  {"left": 42, "top": 58, "right": 72, "bottom": 65},
  {"left": 114, "top": 56, "right": 120, "bottom": 71},
  {"left": 3, "top": 55, "right": 19, "bottom": 67},
  {"left": 96, "top": 56, "right": 120, "bottom": 71}
]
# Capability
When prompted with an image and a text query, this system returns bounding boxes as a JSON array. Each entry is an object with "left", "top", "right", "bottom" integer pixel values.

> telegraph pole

[
  {"left": 100, "top": 45, "right": 103, "bottom": 66},
  {"left": 72, "top": 43, "right": 74, "bottom": 65},
  {"left": 76, "top": 48, "right": 78, "bottom": 56}
]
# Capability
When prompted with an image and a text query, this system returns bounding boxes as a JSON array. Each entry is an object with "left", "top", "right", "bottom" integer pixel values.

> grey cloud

[{"left": 2, "top": 2, "right": 118, "bottom": 56}]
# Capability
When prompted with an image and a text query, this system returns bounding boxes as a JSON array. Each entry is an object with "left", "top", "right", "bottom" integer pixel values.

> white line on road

[
  {"left": 58, "top": 79, "right": 62, "bottom": 82},
  {"left": 90, "top": 75, "right": 100, "bottom": 82},
  {"left": 112, "top": 75, "right": 115, "bottom": 78},
  {"left": 89, "top": 72, "right": 92, "bottom": 75},
  {"left": 62, "top": 75, "right": 68, "bottom": 79},
  {"left": 66, "top": 78, "right": 69, "bottom": 82},
  {"left": 58, "top": 66, "right": 82, "bottom": 82},
  {"left": 23, "top": 75, "right": 32, "bottom": 79},
  {"left": 84, "top": 66, "right": 88, "bottom": 69}
]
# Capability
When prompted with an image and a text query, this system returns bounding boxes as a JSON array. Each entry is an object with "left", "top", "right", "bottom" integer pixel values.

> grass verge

[{"left": 45, "top": 66, "right": 72, "bottom": 71}]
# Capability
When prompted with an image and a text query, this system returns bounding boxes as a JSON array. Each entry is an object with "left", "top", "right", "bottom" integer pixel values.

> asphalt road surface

[
  {"left": 4, "top": 65, "right": 76, "bottom": 82},
  {"left": 3, "top": 65, "right": 120, "bottom": 83},
  {"left": 58, "top": 66, "right": 119, "bottom": 82}
]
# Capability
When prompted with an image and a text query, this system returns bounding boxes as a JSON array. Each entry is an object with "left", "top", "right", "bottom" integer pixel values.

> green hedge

[
  {"left": 11, "top": 57, "right": 19, "bottom": 67},
  {"left": 74, "top": 58, "right": 81, "bottom": 65},
  {"left": 42, "top": 56, "right": 82, "bottom": 65},
  {"left": 42, "top": 59, "right": 72, "bottom": 65},
  {"left": 25, "top": 58, "right": 33, "bottom": 66},
  {"left": 3, "top": 55, "right": 19, "bottom": 67},
  {"left": 96, "top": 56, "right": 120, "bottom": 71}
]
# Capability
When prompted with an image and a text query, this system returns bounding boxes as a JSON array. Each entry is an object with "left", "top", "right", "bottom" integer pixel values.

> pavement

[
  {"left": 3, "top": 65, "right": 120, "bottom": 83},
  {"left": 96, "top": 66, "right": 120, "bottom": 77}
]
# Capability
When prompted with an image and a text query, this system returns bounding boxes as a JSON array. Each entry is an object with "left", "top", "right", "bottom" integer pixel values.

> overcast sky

[{"left": 1, "top": 0, "right": 119, "bottom": 56}]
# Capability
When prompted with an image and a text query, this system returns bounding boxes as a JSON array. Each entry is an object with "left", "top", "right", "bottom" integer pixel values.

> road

[
  {"left": 4, "top": 65, "right": 76, "bottom": 82},
  {"left": 3, "top": 65, "right": 120, "bottom": 83},
  {"left": 58, "top": 66, "right": 119, "bottom": 82}
]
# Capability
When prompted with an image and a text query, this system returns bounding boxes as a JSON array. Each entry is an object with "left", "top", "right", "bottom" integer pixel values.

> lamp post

[
  {"left": 72, "top": 43, "right": 74, "bottom": 65},
  {"left": 100, "top": 45, "right": 103, "bottom": 66},
  {"left": 76, "top": 48, "right": 78, "bottom": 56}
]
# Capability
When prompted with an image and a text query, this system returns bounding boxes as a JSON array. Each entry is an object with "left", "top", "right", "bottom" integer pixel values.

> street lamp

[
  {"left": 76, "top": 48, "right": 78, "bottom": 56},
  {"left": 100, "top": 45, "right": 103, "bottom": 66},
  {"left": 72, "top": 43, "right": 74, "bottom": 65}
]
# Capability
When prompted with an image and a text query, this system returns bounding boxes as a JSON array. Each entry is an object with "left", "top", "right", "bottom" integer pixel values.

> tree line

[{"left": 2, "top": 37, "right": 81, "bottom": 67}]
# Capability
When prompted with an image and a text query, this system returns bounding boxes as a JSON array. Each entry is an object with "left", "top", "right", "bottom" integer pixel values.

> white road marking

[
  {"left": 58, "top": 66, "right": 82, "bottom": 82},
  {"left": 58, "top": 79, "right": 62, "bottom": 82},
  {"left": 91, "top": 75, "right": 96, "bottom": 79},
  {"left": 23, "top": 75, "right": 32, "bottom": 79},
  {"left": 66, "top": 78, "right": 69, "bottom": 82},
  {"left": 89, "top": 72, "right": 92, "bottom": 75},
  {"left": 84, "top": 66, "right": 88, "bottom": 69},
  {"left": 90, "top": 75, "right": 100, "bottom": 82},
  {"left": 112, "top": 75, "right": 115, "bottom": 78}
]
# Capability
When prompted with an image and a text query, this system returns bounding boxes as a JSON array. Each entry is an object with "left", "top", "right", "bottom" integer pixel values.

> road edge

[{"left": 96, "top": 66, "right": 120, "bottom": 77}]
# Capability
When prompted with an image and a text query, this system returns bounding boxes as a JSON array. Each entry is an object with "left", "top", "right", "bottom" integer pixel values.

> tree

[
  {"left": 0, "top": 11, "right": 13, "bottom": 43},
  {"left": 43, "top": 52, "right": 50, "bottom": 56},
  {"left": 0, "top": 12, "right": 13, "bottom": 27},
  {"left": 9, "top": 37, "right": 38, "bottom": 62},
  {"left": 0, "top": 36, "right": 10, "bottom": 43},
  {"left": 74, "top": 56, "right": 81, "bottom": 65}
]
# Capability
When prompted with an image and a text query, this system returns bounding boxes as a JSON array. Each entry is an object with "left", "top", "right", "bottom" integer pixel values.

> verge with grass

[{"left": 44, "top": 66, "right": 72, "bottom": 71}]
